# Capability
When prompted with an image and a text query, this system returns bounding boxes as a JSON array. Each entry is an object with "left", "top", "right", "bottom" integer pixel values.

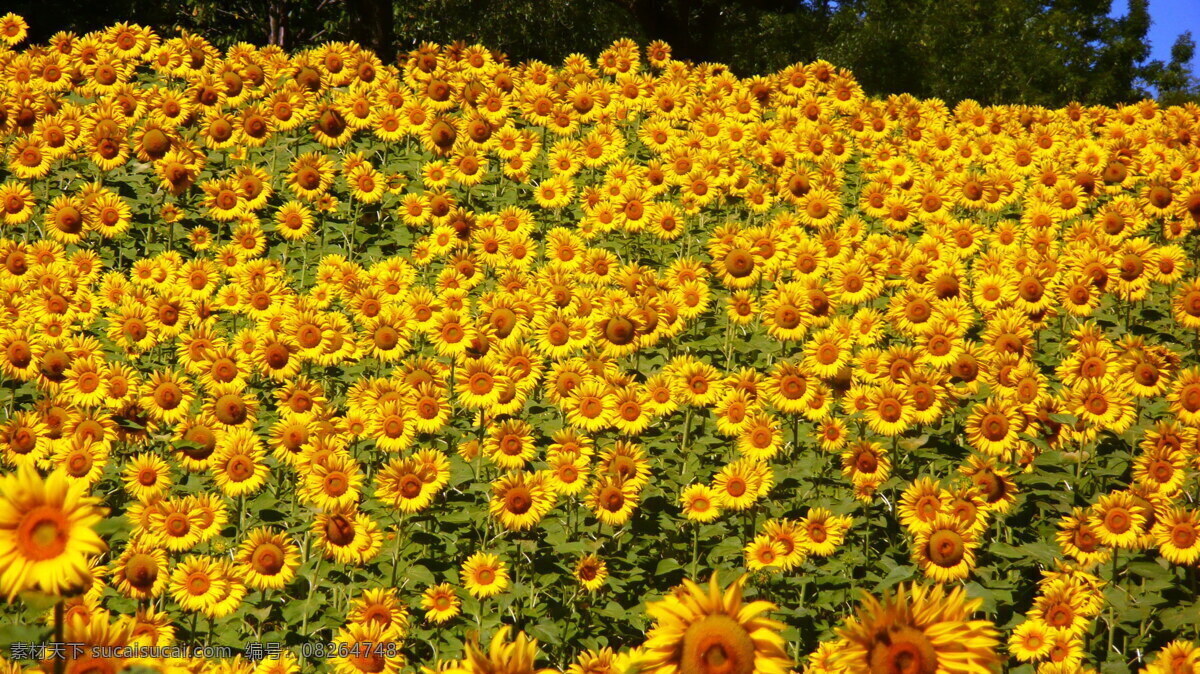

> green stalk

[{"left": 53, "top": 601, "right": 64, "bottom": 674}]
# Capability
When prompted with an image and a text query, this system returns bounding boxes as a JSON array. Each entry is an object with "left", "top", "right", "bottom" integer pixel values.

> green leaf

[
  {"left": 875, "top": 564, "right": 915, "bottom": 592},
  {"left": 986, "top": 542, "right": 1023, "bottom": 559},
  {"left": 710, "top": 536, "right": 743, "bottom": 561},
  {"left": 1126, "top": 560, "right": 1168, "bottom": 580},
  {"left": 529, "top": 622, "right": 562, "bottom": 645},
  {"left": 403, "top": 564, "right": 435, "bottom": 588},
  {"left": 1016, "top": 541, "right": 1058, "bottom": 565},
  {"left": 1159, "top": 600, "right": 1200, "bottom": 630},
  {"left": 654, "top": 558, "right": 683, "bottom": 576}
]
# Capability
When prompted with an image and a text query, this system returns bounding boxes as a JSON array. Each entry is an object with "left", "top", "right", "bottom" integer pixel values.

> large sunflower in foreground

[
  {"left": 0, "top": 466, "right": 108, "bottom": 600},
  {"left": 640, "top": 573, "right": 791, "bottom": 674},
  {"left": 463, "top": 626, "right": 558, "bottom": 674},
  {"left": 833, "top": 582, "right": 1000, "bottom": 674}
]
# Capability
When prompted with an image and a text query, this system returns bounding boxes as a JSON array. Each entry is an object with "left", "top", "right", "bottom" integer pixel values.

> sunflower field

[{"left": 2, "top": 11, "right": 1200, "bottom": 674}]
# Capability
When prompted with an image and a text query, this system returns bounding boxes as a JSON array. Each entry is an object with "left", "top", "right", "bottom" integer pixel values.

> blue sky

[{"left": 1113, "top": 0, "right": 1200, "bottom": 70}]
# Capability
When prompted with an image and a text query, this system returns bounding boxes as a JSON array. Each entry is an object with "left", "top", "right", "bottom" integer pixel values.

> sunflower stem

[
  {"left": 862, "top": 499, "right": 872, "bottom": 562},
  {"left": 1106, "top": 547, "right": 1120, "bottom": 657},
  {"left": 301, "top": 555, "right": 323, "bottom": 638},
  {"left": 53, "top": 600, "right": 64, "bottom": 674},
  {"left": 390, "top": 511, "right": 406, "bottom": 587},
  {"left": 681, "top": 406, "right": 693, "bottom": 454},
  {"left": 690, "top": 521, "right": 699, "bottom": 578}
]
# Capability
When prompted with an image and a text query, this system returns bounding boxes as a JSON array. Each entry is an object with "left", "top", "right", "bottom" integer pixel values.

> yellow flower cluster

[{"left": 0, "top": 11, "right": 1199, "bottom": 674}]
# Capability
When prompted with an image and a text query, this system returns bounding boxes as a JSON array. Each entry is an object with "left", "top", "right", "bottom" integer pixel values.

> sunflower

[
  {"left": 1143, "top": 640, "right": 1200, "bottom": 674},
  {"left": 913, "top": 514, "right": 978, "bottom": 583},
  {"left": 1132, "top": 445, "right": 1188, "bottom": 495},
  {"left": 451, "top": 357, "right": 504, "bottom": 410},
  {"left": 761, "top": 360, "right": 815, "bottom": 414},
  {"left": 375, "top": 455, "right": 439, "bottom": 514},
  {"left": 53, "top": 437, "right": 108, "bottom": 487},
  {"left": 542, "top": 452, "right": 588, "bottom": 496},
  {"left": 302, "top": 452, "right": 363, "bottom": 511},
  {"left": 597, "top": 441, "right": 651, "bottom": 490},
  {"left": 168, "top": 554, "right": 228, "bottom": 614},
  {"left": 898, "top": 477, "right": 944, "bottom": 535},
  {"left": 705, "top": 458, "right": 763, "bottom": 510},
  {"left": 803, "top": 329, "right": 851, "bottom": 378},
  {"left": 8, "top": 136, "right": 53, "bottom": 180},
  {"left": 575, "top": 553, "right": 608, "bottom": 592},
  {"left": 460, "top": 552, "right": 509, "bottom": 599},
  {"left": 1054, "top": 507, "right": 1110, "bottom": 568},
  {"left": 38, "top": 612, "right": 139, "bottom": 673},
  {"left": 745, "top": 535, "right": 786, "bottom": 572},
  {"left": 121, "top": 453, "right": 172, "bottom": 503},
  {"left": 141, "top": 368, "right": 194, "bottom": 425},
  {"left": 672, "top": 356, "right": 726, "bottom": 408},
  {"left": 0, "top": 328, "right": 40, "bottom": 382},
  {"left": 0, "top": 181, "right": 34, "bottom": 225},
  {"left": 612, "top": 385, "right": 653, "bottom": 436},
  {"left": 211, "top": 427, "right": 270, "bottom": 498},
  {"left": 236, "top": 527, "right": 301, "bottom": 591},
  {"left": 110, "top": 538, "right": 168, "bottom": 600},
  {"left": 1, "top": 411, "right": 51, "bottom": 470},
  {"left": 188, "top": 493, "right": 227, "bottom": 544},
  {"left": 639, "top": 573, "right": 791, "bottom": 674},
  {"left": 274, "top": 200, "right": 315, "bottom": 241},
  {"left": 1042, "top": 631, "right": 1085, "bottom": 671},
  {"left": 489, "top": 470, "right": 555, "bottom": 532},
  {"left": 1007, "top": 619, "right": 1052, "bottom": 662},
  {"left": 421, "top": 583, "right": 462, "bottom": 624},
  {"left": 841, "top": 440, "right": 891, "bottom": 493},
  {"left": 564, "top": 379, "right": 618, "bottom": 432},
  {"left": 959, "top": 456, "right": 1018, "bottom": 514},
  {"left": 0, "top": 466, "right": 107, "bottom": 600},
  {"left": 586, "top": 474, "right": 639, "bottom": 526},
  {"left": 287, "top": 151, "right": 336, "bottom": 201},
  {"left": 484, "top": 418, "right": 537, "bottom": 470},
  {"left": 734, "top": 411, "right": 783, "bottom": 461},
  {"left": 1088, "top": 491, "right": 1147, "bottom": 550},
  {"left": 800, "top": 508, "right": 853, "bottom": 557},
  {"left": 315, "top": 508, "right": 383, "bottom": 565},
  {"left": 44, "top": 194, "right": 89, "bottom": 245},
  {"left": 679, "top": 484, "right": 722, "bottom": 524},
  {"left": 834, "top": 583, "right": 1000, "bottom": 674},
  {"left": 1066, "top": 379, "right": 1135, "bottom": 434},
  {"left": 202, "top": 383, "right": 258, "bottom": 430},
  {"left": 0, "top": 12, "right": 28, "bottom": 44},
  {"left": 964, "top": 397, "right": 1023, "bottom": 458},
  {"left": 328, "top": 621, "right": 405, "bottom": 674},
  {"left": 1153, "top": 507, "right": 1200, "bottom": 566},
  {"left": 171, "top": 416, "right": 219, "bottom": 472},
  {"left": 120, "top": 607, "right": 176, "bottom": 648},
  {"left": 1029, "top": 584, "right": 1092, "bottom": 637},
  {"left": 60, "top": 358, "right": 108, "bottom": 408},
  {"left": 368, "top": 399, "right": 417, "bottom": 453},
  {"left": 463, "top": 627, "right": 557, "bottom": 674},
  {"left": 146, "top": 497, "right": 203, "bottom": 552},
  {"left": 863, "top": 381, "right": 915, "bottom": 437},
  {"left": 1167, "top": 367, "right": 1200, "bottom": 426},
  {"left": 714, "top": 389, "right": 756, "bottom": 438},
  {"left": 763, "top": 520, "right": 809, "bottom": 572}
]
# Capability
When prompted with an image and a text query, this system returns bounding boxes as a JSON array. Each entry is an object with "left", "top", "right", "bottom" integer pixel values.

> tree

[
  {"left": 1146, "top": 32, "right": 1200, "bottom": 105},
  {"left": 822, "top": 0, "right": 1159, "bottom": 106},
  {"left": 6, "top": 0, "right": 1195, "bottom": 107}
]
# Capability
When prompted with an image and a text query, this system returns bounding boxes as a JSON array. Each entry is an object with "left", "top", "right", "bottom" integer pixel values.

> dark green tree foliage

[
  {"left": 5, "top": 0, "right": 1196, "bottom": 107},
  {"left": 822, "top": 0, "right": 1160, "bottom": 106}
]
